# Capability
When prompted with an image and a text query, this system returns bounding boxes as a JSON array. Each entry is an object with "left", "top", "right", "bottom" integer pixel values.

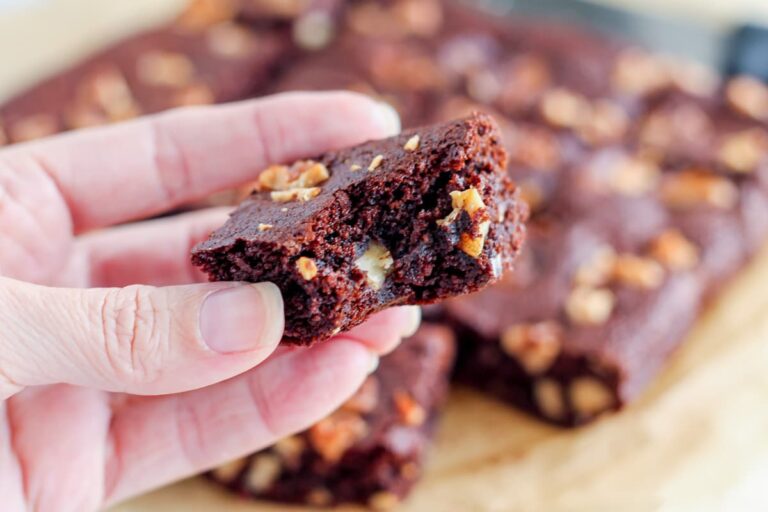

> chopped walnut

[
  {"left": 498, "top": 54, "right": 552, "bottom": 113},
  {"left": 500, "top": 321, "right": 562, "bottom": 375},
  {"left": 83, "top": 67, "right": 140, "bottom": 121},
  {"left": 306, "top": 487, "right": 333, "bottom": 507},
  {"left": 245, "top": 453, "right": 282, "bottom": 492},
  {"left": 350, "top": 164, "right": 362, "bottom": 171},
  {"left": 576, "top": 99, "right": 629, "bottom": 146},
  {"left": 639, "top": 103, "right": 713, "bottom": 153},
  {"left": 726, "top": 75, "right": 768, "bottom": 121},
  {"left": 613, "top": 254, "right": 665, "bottom": 289},
  {"left": 207, "top": 22, "right": 255, "bottom": 58},
  {"left": 649, "top": 229, "right": 698, "bottom": 271},
  {"left": 257, "top": 223, "right": 273, "bottom": 232},
  {"left": 172, "top": 83, "right": 215, "bottom": 107},
  {"left": 9, "top": 114, "right": 58, "bottom": 142},
  {"left": 393, "top": 0, "right": 443, "bottom": 37},
  {"left": 175, "top": 0, "right": 237, "bottom": 31},
  {"left": 273, "top": 435, "right": 306, "bottom": 469},
  {"left": 565, "top": 286, "right": 615, "bottom": 326},
  {"left": 308, "top": 410, "right": 368, "bottom": 462},
  {"left": 137, "top": 51, "right": 195, "bottom": 88},
  {"left": 343, "top": 376, "right": 380, "bottom": 413},
  {"left": 534, "top": 378, "right": 565, "bottom": 421},
  {"left": 660, "top": 170, "right": 738, "bottom": 210},
  {"left": 438, "top": 188, "right": 491, "bottom": 258},
  {"left": 296, "top": 257, "right": 318, "bottom": 280},
  {"left": 518, "top": 180, "right": 545, "bottom": 212},
  {"left": 608, "top": 156, "right": 660, "bottom": 196},
  {"left": 574, "top": 245, "right": 617, "bottom": 287},
  {"left": 270, "top": 187, "right": 321, "bottom": 202},
  {"left": 260, "top": 161, "right": 329, "bottom": 197},
  {"left": 717, "top": 129, "right": 768, "bottom": 174},
  {"left": 211, "top": 457, "right": 248, "bottom": 483},
  {"left": 293, "top": 11, "right": 335, "bottom": 50},
  {"left": 569, "top": 377, "right": 616, "bottom": 417},
  {"left": 368, "top": 154, "right": 384, "bottom": 172},
  {"left": 403, "top": 134, "right": 420, "bottom": 151},
  {"left": 540, "top": 88, "right": 591, "bottom": 129},
  {"left": 612, "top": 48, "right": 670, "bottom": 96},
  {"left": 394, "top": 391, "right": 427, "bottom": 426},
  {"left": 369, "top": 491, "right": 401, "bottom": 511},
  {"left": 355, "top": 242, "right": 394, "bottom": 290},
  {"left": 466, "top": 69, "right": 502, "bottom": 104}
]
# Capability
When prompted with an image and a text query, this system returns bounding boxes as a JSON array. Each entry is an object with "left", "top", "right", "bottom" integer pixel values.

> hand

[{"left": 0, "top": 92, "right": 420, "bottom": 511}]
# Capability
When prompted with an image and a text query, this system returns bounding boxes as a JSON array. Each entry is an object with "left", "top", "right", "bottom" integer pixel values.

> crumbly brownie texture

[
  {"left": 207, "top": 323, "right": 456, "bottom": 509},
  {"left": 192, "top": 114, "right": 526, "bottom": 345}
]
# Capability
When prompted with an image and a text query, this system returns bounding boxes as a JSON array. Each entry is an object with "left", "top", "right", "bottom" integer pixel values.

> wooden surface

[{"left": 2, "top": 1, "right": 768, "bottom": 511}]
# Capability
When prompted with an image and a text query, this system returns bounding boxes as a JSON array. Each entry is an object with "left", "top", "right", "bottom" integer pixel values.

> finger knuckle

[{"left": 97, "top": 286, "right": 170, "bottom": 387}]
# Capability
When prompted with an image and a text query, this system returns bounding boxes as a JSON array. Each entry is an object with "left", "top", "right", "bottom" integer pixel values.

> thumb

[{"left": 0, "top": 277, "right": 283, "bottom": 399}]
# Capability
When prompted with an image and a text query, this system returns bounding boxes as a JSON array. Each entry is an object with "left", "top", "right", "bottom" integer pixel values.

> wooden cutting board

[{"left": 2, "top": 1, "right": 768, "bottom": 511}]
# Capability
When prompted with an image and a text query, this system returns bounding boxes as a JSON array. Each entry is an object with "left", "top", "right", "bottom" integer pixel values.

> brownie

[
  {"left": 207, "top": 323, "right": 456, "bottom": 509},
  {"left": 192, "top": 114, "right": 527, "bottom": 345},
  {"left": 0, "top": 13, "right": 285, "bottom": 144}
]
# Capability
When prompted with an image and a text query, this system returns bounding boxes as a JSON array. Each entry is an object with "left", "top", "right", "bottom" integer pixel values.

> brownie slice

[
  {"left": 192, "top": 114, "right": 527, "bottom": 345},
  {"left": 207, "top": 323, "right": 456, "bottom": 509}
]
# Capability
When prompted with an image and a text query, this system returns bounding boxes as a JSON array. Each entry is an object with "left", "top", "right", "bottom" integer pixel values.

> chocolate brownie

[
  {"left": 0, "top": 15, "right": 285, "bottom": 144},
  {"left": 207, "top": 323, "right": 456, "bottom": 509},
  {"left": 192, "top": 114, "right": 527, "bottom": 345}
]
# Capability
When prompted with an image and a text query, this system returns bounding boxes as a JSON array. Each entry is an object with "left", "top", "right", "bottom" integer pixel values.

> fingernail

[
  {"left": 200, "top": 283, "right": 284, "bottom": 354},
  {"left": 372, "top": 101, "right": 401, "bottom": 136},
  {"left": 401, "top": 306, "right": 422, "bottom": 338},
  {"left": 368, "top": 353, "right": 380, "bottom": 374}
]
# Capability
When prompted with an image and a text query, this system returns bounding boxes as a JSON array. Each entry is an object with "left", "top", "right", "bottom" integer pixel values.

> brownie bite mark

[{"left": 192, "top": 113, "right": 526, "bottom": 345}]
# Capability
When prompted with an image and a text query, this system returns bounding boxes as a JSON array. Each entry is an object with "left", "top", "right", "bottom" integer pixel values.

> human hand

[{"left": 0, "top": 92, "right": 420, "bottom": 511}]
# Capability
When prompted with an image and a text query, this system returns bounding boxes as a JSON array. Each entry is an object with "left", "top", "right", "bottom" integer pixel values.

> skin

[{"left": 0, "top": 92, "right": 420, "bottom": 511}]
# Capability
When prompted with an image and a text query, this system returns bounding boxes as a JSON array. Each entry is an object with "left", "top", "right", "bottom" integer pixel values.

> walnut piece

[
  {"left": 438, "top": 188, "right": 491, "bottom": 258},
  {"left": 257, "top": 223, "right": 273, "bottom": 232},
  {"left": 574, "top": 245, "right": 617, "bottom": 287},
  {"left": 717, "top": 129, "right": 768, "bottom": 174},
  {"left": 369, "top": 491, "right": 401, "bottom": 511},
  {"left": 270, "top": 187, "right": 322, "bottom": 203},
  {"left": 394, "top": 391, "right": 427, "bottom": 426},
  {"left": 350, "top": 164, "right": 362, "bottom": 171},
  {"left": 726, "top": 75, "right": 768, "bottom": 121},
  {"left": 207, "top": 22, "right": 255, "bottom": 58},
  {"left": 245, "top": 453, "right": 282, "bottom": 492},
  {"left": 176, "top": 0, "right": 237, "bottom": 31},
  {"left": 569, "top": 377, "right": 616, "bottom": 418},
  {"left": 296, "top": 257, "right": 318, "bottom": 280},
  {"left": 576, "top": 99, "right": 629, "bottom": 146},
  {"left": 534, "top": 378, "right": 565, "bottom": 421},
  {"left": 403, "top": 134, "right": 420, "bottom": 151},
  {"left": 613, "top": 254, "right": 665, "bottom": 289},
  {"left": 612, "top": 48, "right": 670, "bottom": 96},
  {"left": 660, "top": 170, "right": 738, "bottom": 210},
  {"left": 172, "top": 83, "right": 215, "bottom": 107},
  {"left": 342, "top": 376, "right": 380, "bottom": 413},
  {"left": 308, "top": 410, "right": 368, "bottom": 462},
  {"left": 608, "top": 156, "right": 660, "bottom": 196},
  {"left": 500, "top": 321, "right": 562, "bottom": 375},
  {"left": 649, "top": 229, "right": 699, "bottom": 271},
  {"left": 565, "top": 286, "right": 615, "bottom": 326},
  {"left": 10, "top": 114, "right": 58, "bottom": 143},
  {"left": 355, "top": 242, "right": 394, "bottom": 290},
  {"left": 540, "top": 88, "right": 591, "bottom": 129},
  {"left": 137, "top": 51, "right": 195, "bottom": 88},
  {"left": 293, "top": 11, "right": 335, "bottom": 50},
  {"left": 273, "top": 435, "right": 306, "bottom": 469},
  {"left": 368, "top": 154, "right": 384, "bottom": 172},
  {"left": 259, "top": 160, "right": 330, "bottom": 192},
  {"left": 83, "top": 67, "right": 140, "bottom": 121},
  {"left": 210, "top": 457, "right": 248, "bottom": 483}
]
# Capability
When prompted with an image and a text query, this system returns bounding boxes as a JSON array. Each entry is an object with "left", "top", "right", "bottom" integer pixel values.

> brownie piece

[
  {"left": 192, "top": 114, "right": 527, "bottom": 345},
  {"left": 207, "top": 323, "right": 456, "bottom": 509},
  {"left": 0, "top": 13, "right": 285, "bottom": 144}
]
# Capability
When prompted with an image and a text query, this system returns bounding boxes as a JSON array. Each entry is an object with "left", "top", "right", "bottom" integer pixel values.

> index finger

[{"left": 0, "top": 91, "right": 400, "bottom": 233}]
